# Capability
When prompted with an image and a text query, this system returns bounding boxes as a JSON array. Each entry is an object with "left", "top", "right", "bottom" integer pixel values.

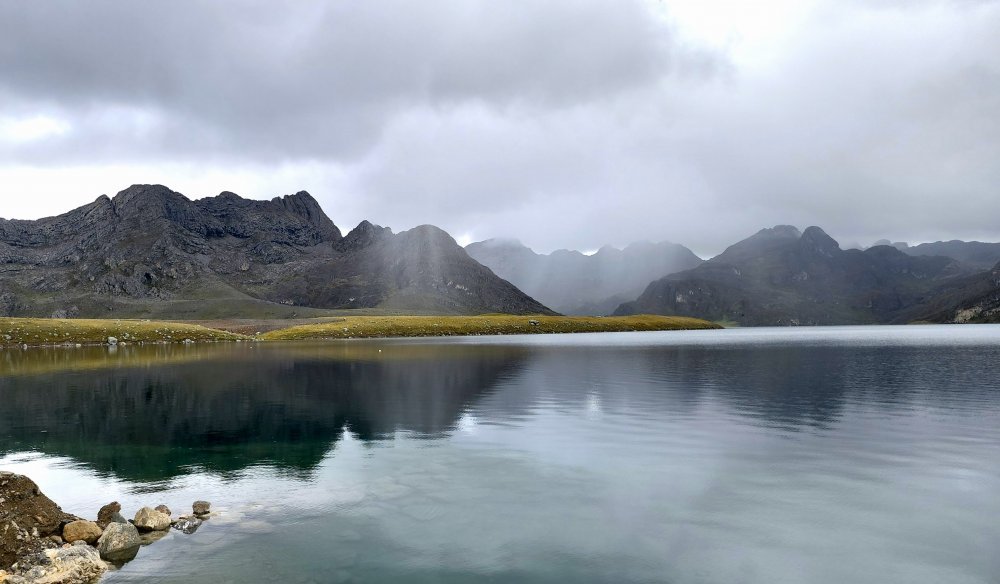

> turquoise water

[{"left": 1, "top": 326, "right": 999, "bottom": 583}]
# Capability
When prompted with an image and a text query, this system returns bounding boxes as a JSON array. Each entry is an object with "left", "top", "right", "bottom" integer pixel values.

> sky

[{"left": 1, "top": 0, "right": 998, "bottom": 257}]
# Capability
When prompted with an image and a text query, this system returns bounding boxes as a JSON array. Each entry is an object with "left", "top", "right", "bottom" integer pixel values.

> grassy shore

[
  {"left": 258, "top": 314, "right": 721, "bottom": 340},
  {"left": 0, "top": 315, "right": 719, "bottom": 348},
  {"left": 0, "top": 317, "right": 249, "bottom": 347}
]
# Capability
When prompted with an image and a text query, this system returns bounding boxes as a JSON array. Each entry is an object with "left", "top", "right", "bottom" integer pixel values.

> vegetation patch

[
  {"left": 0, "top": 318, "right": 249, "bottom": 348},
  {"left": 259, "top": 314, "right": 721, "bottom": 341}
]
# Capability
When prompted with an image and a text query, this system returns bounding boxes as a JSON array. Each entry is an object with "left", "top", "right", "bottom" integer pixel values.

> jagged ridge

[{"left": 0, "top": 184, "right": 552, "bottom": 317}]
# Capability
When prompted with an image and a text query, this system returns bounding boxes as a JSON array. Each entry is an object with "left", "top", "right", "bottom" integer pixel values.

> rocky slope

[
  {"left": 899, "top": 240, "right": 1000, "bottom": 271},
  {"left": 0, "top": 185, "right": 552, "bottom": 317},
  {"left": 465, "top": 239, "right": 703, "bottom": 314},
  {"left": 614, "top": 226, "right": 968, "bottom": 325},
  {"left": 895, "top": 261, "right": 1000, "bottom": 323}
]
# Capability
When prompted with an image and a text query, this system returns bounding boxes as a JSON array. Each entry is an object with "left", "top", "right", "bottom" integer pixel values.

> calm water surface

[{"left": 1, "top": 326, "right": 999, "bottom": 583}]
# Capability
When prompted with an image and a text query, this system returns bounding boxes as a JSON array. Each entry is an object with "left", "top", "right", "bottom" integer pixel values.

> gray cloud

[{"left": 1, "top": 0, "right": 998, "bottom": 256}]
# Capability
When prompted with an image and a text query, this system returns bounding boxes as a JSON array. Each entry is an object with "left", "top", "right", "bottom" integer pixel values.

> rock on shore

[
  {"left": 95, "top": 523, "right": 140, "bottom": 564},
  {"left": 2, "top": 472, "right": 216, "bottom": 582},
  {"left": 133, "top": 508, "right": 171, "bottom": 532},
  {"left": 1, "top": 544, "right": 106, "bottom": 584},
  {"left": 0, "top": 472, "right": 77, "bottom": 571}
]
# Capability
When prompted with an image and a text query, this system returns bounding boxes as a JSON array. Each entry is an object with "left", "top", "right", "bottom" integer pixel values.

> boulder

[
  {"left": 95, "top": 502, "right": 125, "bottom": 529},
  {"left": 60, "top": 521, "right": 101, "bottom": 545},
  {"left": 0, "top": 472, "right": 77, "bottom": 571},
  {"left": 2, "top": 545, "right": 107, "bottom": 584},
  {"left": 133, "top": 508, "right": 170, "bottom": 532},
  {"left": 192, "top": 501, "right": 211, "bottom": 516},
  {"left": 171, "top": 517, "right": 202, "bottom": 535},
  {"left": 153, "top": 505, "right": 171, "bottom": 517},
  {"left": 95, "top": 523, "right": 140, "bottom": 564}
]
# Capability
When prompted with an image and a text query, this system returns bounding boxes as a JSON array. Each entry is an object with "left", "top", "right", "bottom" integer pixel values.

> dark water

[{"left": 1, "top": 326, "right": 999, "bottom": 583}]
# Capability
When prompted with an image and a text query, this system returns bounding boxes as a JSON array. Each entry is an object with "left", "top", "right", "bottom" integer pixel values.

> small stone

[
  {"left": 62, "top": 520, "right": 103, "bottom": 545},
  {"left": 133, "top": 507, "right": 171, "bottom": 532},
  {"left": 48, "top": 535, "right": 63, "bottom": 545},
  {"left": 106, "top": 336, "right": 118, "bottom": 345},
  {"left": 154, "top": 504, "right": 171, "bottom": 517},
  {"left": 192, "top": 501, "right": 211, "bottom": 516}
]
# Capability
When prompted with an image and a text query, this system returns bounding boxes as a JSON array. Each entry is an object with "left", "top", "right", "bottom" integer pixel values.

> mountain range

[
  {"left": 2, "top": 186, "right": 998, "bottom": 325},
  {"left": 465, "top": 238, "right": 703, "bottom": 314},
  {"left": 0, "top": 185, "right": 551, "bottom": 318},
  {"left": 614, "top": 226, "right": 1000, "bottom": 325}
]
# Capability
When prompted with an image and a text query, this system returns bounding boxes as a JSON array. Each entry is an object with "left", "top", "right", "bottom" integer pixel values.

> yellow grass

[
  {"left": 259, "top": 314, "right": 721, "bottom": 340},
  {"left": 0, "top": 317, "right": 249, "bottom": 347}
]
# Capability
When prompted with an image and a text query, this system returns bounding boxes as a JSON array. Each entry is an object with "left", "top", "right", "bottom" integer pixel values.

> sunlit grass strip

[
  {"left": 259, "top": 314, "right": 721, "bottom": 340},
  {"left": 0, "top": 317, "right": 249, "bottom": 347}
]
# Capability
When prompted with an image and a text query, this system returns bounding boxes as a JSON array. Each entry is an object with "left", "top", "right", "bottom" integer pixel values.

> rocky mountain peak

[
  {"left": 272, "top": 191, "right": 341, "bottom": 241},
  {"left": 336, "top": 220, "right": 392, "bottom": 252},
  {"left": 758, "top": 225, "right": 802, "bottom": 240},
  {"left": 799, "top": 226, "right": 841, "bottom": 257}
]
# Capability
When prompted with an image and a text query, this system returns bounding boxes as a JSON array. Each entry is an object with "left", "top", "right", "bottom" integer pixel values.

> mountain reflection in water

[
  {"left": 0, "top": 328, "right": 998, "bottom": 584},
  {"left": 0, "top": 343, "right": 527, "bottom": 481}
]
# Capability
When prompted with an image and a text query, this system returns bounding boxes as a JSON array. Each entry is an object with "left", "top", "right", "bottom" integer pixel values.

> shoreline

[
  {"left": 0, "top": 472, "right": 211, "bottom": 583},
  {"left": 0, "top": 315, "right": 721, "bottom": 349}
]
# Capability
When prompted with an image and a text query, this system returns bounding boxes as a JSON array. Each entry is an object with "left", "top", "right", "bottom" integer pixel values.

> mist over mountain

[
  {"left": 0, "top": 184, "right": 552, "bottom": 318},
  {"left": 897, "top": 241, "right": 1000, "bottom": 272},
  {"left": 465, "top": 239, "right": 703, "bottom": 314},
  {"left": 614, "top": 226, "right": 982, "bottom": 326}
]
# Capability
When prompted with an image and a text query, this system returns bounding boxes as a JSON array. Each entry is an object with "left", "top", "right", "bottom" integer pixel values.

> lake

[{"left": 1, "top": 325, "right": 999, "bottom": 583}]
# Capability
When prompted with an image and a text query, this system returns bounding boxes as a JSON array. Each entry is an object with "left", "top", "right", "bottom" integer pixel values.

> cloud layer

[{"left": 1, "top": 0, "right": 998, "bottom": 255}]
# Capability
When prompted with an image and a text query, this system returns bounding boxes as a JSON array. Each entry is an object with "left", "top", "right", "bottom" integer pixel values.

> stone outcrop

[
  {"left": 0, "top": 472, "right": 77, "bottom": 571},
  {"left": 1, "top": 544, "right": 106, "bottom": 584}
]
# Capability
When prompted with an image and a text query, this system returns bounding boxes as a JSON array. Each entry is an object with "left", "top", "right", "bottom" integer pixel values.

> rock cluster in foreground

[{"left": 0, "top": 472, "right": 211, "bottom": 583}]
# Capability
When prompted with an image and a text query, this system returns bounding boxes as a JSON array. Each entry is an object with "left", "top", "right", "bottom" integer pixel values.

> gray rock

[
  {"left": 95, "top": 522, "right": 140, "bottom": 563},
  {"left": 106, "top": 337, "right": 118, "bottom": 345},
  {"left": 133, "top": 507, "right": 171, "bottom": 532},
  {"left": 4, "top": 545, "right": 107, "bottom": 584},
  {"left": 192, "top": 501, "right": 211, "bottom": 516},
  {"left": 171, "top": 517, "right": 202, "bottom": 535}
]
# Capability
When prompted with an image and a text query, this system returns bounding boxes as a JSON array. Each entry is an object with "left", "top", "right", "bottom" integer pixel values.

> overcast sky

[{"left": 1, "top": 0, "right": 998, "bottom": 256}]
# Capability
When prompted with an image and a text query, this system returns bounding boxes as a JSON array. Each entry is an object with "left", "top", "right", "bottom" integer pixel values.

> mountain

[
  {"left": 0, "top": 184, "right": 552, "bottom": 317},
  {"left": 614, "top": 225, "right": 967, "bottom": 325},
  {"left": 465, "top": 238, "right": 703, "bottom": 314},
  {"left": 899, "top": 240, "right": 1000, "bottom": 271},
  {"left": 893, "top": 261, "right": 1000, "bottom": 324}
]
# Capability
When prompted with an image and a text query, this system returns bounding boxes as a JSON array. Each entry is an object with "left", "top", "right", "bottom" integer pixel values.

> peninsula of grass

[
  {"left": 259, "top": 314, "right": 721, "bottom": 341},
  {"left": 0, "top": 317, "right": 249, "bottom": 347}
]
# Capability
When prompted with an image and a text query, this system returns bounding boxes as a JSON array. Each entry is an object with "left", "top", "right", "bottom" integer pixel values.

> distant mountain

[
  {"left": 0, "top": 184, "right": 552, "bottom": 317},
  {"left": 894, "top": 261, "right": 1000, "bottom": 324},
  {"left": 465, "top": 238, "right": 703, "bottom": 314},
  {"left": 899, "top": 240, "right": 1000, "bottom": 271},
  {"left": 614, "top": 225, "right": 967, "bottom": 325}
]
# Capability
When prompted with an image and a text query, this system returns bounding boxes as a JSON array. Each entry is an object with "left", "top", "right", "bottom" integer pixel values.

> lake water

[{"left": 1, "top": 326, "right": 999, "bottom": 583}]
